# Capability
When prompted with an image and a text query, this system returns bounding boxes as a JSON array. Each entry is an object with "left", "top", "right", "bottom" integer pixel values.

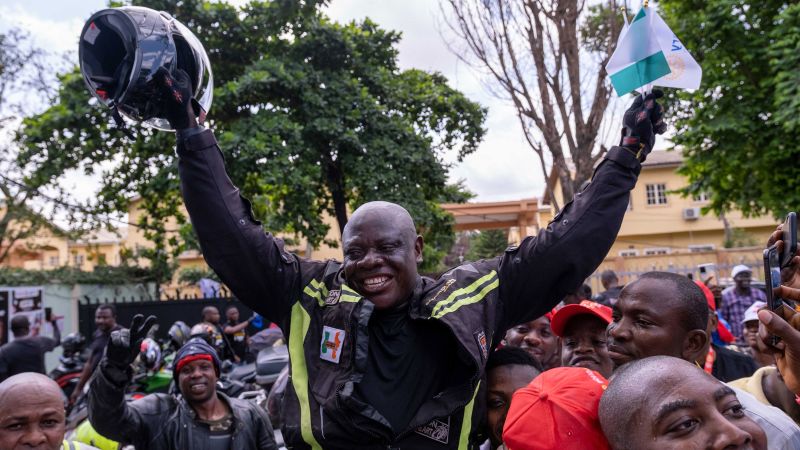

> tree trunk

[{"left": 326, "top": 160, "right": 349, "bottom": 235}]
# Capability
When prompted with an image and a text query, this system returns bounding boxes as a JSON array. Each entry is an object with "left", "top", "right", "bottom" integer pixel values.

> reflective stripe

[
  {"left": 304, "top": 285, "right": 323, "bottom": 302},
  {"left": 304, "top": 279, "right": 328, "bottom": 307},
  {"left": 340, "top": 284, "right": 362, "bottom": 303},
  {"left": 289, "top": 302, "right": 322, "bottom": 449},
  {"left": 431, "top": 273, "right": 499, "bottom": 319},
  {"left": 430, "top": 271, "right": 498, "bottom": 318},
  {"left": 458, "top": 382, "right": 481, "bottom": 450}
]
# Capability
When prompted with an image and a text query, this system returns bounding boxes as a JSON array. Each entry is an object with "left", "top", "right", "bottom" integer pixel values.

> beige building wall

[{"left": 544, "top": 151, "right": 777, "bottom": 255}]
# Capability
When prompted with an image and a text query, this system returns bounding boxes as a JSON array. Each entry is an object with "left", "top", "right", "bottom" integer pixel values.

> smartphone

[
  {"left": 780, "top": 212, "right": 797, "bottom": 268},
  {"left": 44, "top": 307, "right": 52, "bottom": 322},
  {"left": 764, "top": 245, "right": 783, "bottom": 345},
  {"left": 698, "top": 263, "right": 718, "bottom": 283}
]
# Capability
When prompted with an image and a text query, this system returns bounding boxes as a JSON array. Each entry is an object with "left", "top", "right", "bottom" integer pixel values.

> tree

[
  {"left": 18, "top": 0, "right": 486, "bottom": 274},
  {"left": 466, "top": 229, "right": 509, "bottom": 261},
  {"left": 659, "top": 0, "right": 800, "bottom": 219},
  {"left": 441, "top": 0, "right": 625, "bottom": 210},
  {"left": 0, "top": 28, "right": 70, "bottom": 265}
]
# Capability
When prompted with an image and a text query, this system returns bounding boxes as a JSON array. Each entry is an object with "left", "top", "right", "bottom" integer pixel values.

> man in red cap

[
  {"left": 550, "top": 300, "right": 614, "bottom": 378},
  {"left": 502, "top": 367, "right": 610, "bottom": 450},
  {"left": 504, "top": 313, "right": 561, "bottom": 370},
  {"left": 599, "top": 356, "right": 767, "bottom": 450}
]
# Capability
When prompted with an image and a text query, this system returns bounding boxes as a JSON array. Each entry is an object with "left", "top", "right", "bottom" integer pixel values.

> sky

[{"left": 0, "top": 0, "right": 633, "bottom": 205}]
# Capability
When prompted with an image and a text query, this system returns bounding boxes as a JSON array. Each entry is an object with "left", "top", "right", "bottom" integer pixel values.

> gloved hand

[
  {"left": 620, "top": 89, "right": 667, "bottom": 162},
  {"left": 155, "top": 68, "right": 199, "bottom": 130},
  {"left": 105, "top": 314, "right": 157, "bottom": 370}
]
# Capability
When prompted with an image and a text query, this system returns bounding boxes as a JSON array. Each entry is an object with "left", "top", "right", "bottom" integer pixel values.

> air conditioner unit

[{"left": 682, "top": 207, "right": 701, "bottom": 220}]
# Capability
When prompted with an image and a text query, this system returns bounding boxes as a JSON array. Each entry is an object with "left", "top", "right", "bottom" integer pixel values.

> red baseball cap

[
  {"left": 694, "top": 280, "right": 735, "bottom": 344},
  {"left": 550, "top": 300, "right": 612, "bottom": 337},
  {"left": 503, "top": 367, "right": 610, "bottom": 450}
]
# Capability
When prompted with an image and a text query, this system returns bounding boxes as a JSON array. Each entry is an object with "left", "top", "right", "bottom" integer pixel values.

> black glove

[
  {"left": 620, "top": 89, "right": 667, "bottom": 162},
  {"left": 105, "top": 314, "right": 157, "bottom": 370},
  {"left": 155, "top": 68, "right": 199, "bottom": 130}
]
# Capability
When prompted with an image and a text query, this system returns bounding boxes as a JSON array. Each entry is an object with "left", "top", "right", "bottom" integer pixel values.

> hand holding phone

[
  {"left": 765, "top": 245, "right": 786, "bottom": 345},
  {"left": 780, "top": 212, "right": 797, "bottom": 268}
]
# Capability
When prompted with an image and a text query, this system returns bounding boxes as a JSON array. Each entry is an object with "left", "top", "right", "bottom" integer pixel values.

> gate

[{"left": 78, "top": 295, "right": 260, "bottom": 342}]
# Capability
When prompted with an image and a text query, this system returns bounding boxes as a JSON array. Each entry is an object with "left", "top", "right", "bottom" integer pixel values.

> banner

[{"left": 8, "top": 286, "right": 45, "bottom": 342}]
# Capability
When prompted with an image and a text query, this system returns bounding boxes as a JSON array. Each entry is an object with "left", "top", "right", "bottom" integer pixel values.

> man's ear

[
  {"left": 682, "top": 329, "right": 709, "bottom": 362},
  {"left": 415, "top": 235, "right": 424, "bottom": 263}
]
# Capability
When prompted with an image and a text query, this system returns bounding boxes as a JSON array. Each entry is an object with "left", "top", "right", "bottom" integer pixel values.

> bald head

[
  {"left": 0, "top": 372, "right": 63, "bottom": 403},
  {"left": 0, "top": 373, "right": 66, "bottom": 450},
  {"left": 344, "top": 201, "right": 417, "bottom": 241},
  {"left": 600, "top": 356, "right": 766, "bottom": 450}
]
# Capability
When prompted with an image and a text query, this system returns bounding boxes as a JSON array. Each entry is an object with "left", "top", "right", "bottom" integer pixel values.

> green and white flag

[{"left": 606, "top": 6, "right": 701, "bottom": 96}]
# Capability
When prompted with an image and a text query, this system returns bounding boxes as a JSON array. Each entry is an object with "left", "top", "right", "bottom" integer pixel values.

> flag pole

[{"left": 642, "top": 0, "right": 652, "bottom": 97}]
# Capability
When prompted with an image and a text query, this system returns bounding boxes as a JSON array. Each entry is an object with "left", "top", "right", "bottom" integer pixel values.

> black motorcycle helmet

[
  {"left": 62, "top": 332, "right": 86, "bottom": 356},
  {"left": 78, "top": 6, "right": 212, "bottom": 131},
  {"left": 168, "top": 320, "right": 191, "bottom": 349}
]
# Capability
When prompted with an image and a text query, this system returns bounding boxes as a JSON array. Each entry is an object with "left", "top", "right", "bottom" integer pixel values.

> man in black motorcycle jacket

[
  {"left": 160, "top": 69, "right": 667, "bottom": 449},
  {"left": 88, "top": 319, "right": 278, "bottom": 450}
]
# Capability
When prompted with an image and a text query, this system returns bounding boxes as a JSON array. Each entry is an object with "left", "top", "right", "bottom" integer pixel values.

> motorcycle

[{"left": 50, "top": 332, "right": 89, "bottom": 402}]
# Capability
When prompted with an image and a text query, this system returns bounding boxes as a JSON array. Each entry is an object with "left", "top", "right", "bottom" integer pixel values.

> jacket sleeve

[
  {"left": 87, "top": 361, "right": 147, "bottom": 445},
  {"left": 177, "top": 129, "right": 300, "bottom": 324},
  {"left": 252, "top": 402, "right": 279, "bottom": 449},
  {"left": 496, "top": 147, "right": 641, "bottom": 329}
]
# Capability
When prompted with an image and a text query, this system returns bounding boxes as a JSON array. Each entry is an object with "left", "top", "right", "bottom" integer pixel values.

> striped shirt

[{"left": 719, "top": 286, "right": 766, "bottom": 342}]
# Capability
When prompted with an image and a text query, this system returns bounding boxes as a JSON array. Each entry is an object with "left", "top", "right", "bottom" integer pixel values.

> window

[
  {"left": 73, "top": 254, "right": 84, "bottom": 267},
  {"left": 646, "top": 183, "right": 668, "bottom": 205},
  {"left": 693, "top": 192, "right": 710, "bottom": 203},
  {"left": 48, "top": 256, "right": 59, "bottom": 267},
  {"left": 619, "top": 249, "right": 639, "bottom": 257},
  {"left": 644, "top": 247, "right": 671, "bottom": 255},
  {"left": 688, "top": 244, "right": 715, "bottom": 253}
]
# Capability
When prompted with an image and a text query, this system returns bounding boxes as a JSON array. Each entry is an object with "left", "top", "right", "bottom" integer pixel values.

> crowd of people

[{"left": 5, "top": 69, "right": 800, "bottom": 450}]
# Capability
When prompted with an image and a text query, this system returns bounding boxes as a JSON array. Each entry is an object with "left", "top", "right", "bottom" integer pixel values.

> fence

[
  {"left": 586, "top": 246, "right": 764, "bottom": 295},
  {"left": 78, "top": 294, "right": 258, "bottom": 342}
]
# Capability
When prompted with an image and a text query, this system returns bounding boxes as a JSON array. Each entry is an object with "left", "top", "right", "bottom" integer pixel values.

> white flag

[
  {"left": 650, "top": 11, "right": 702, "bottom": 90},
  {"left": 606, "top": 6, "right": 701, "bottom": 96}
]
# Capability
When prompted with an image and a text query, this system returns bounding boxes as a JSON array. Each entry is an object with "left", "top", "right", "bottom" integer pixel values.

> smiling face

[
  {"left": 177, "top": 359, "right": 218, "bottom": 404},
  {"left": 561, "top": 315, "right": 614, "bottom": 378},
  {"left": 0, "top": 374, "right": 66, "bottom": 450},
  {"left": 606, "top": 279, "right": 706, "bottom": 367},
  {"left": 629, "top": 367, "right": 765, "bottom": 449},
  {"left": 342, "top": 202, "right": 422, "bottom": 310},
  {"left": 505, "top": 316, "right": 561, "bottom": 369}
]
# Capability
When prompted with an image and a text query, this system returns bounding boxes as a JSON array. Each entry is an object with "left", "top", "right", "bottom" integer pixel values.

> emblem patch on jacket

[
  {"left": 324, "top": 289, "right": 341, "bottom": 306},
  {"left": 320, "top": 326, "right": 345, "bottom": 363},
  {"left": 474, "top": 330, "right": 488, "bottom": 360},
  {"left": 415, "top": 417, "right": 450, "bottom": 444}
]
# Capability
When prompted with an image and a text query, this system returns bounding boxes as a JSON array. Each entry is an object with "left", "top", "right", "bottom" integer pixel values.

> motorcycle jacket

[
  {"left": 88, "top": 360, "right": 278, "bottom": 449},
  {"left": 176, "top": 129, "right": 641, "bottom": 449}
]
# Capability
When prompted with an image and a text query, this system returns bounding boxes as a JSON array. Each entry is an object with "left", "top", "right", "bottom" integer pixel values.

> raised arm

[
  {"left": 88, "top": 315, "right": 157, "bottom": 444},
  {"left": 160, "top": 69, "right": 299, "bottom": 324},
  {"left": 497, "top": 91, "right": 666, "bottom": 328}
]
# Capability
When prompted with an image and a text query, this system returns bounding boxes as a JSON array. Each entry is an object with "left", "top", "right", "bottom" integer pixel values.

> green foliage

[
  {"left": 0, "top": 265, "right": 159, "bottom": 286},
  {"left": 466, "top": 229, "right": 508, "bottom": 261},
  {"left": 723, "top": 228, "right": 758, "bottom": 249},
  {"left": 177, "top": 266, "right": 220, "bottom": 284},
  {"left": 659, "top": 0, "right": 800, "bottom": 219},
  {"left": 17, "top": 0, "right": 485, "bottom": 273}
]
